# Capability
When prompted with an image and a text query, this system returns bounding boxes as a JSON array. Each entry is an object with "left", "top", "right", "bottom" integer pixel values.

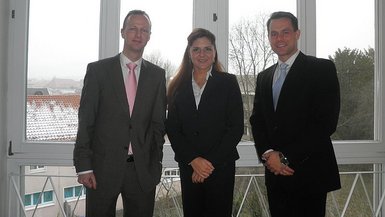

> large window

[
  {"left": 25, "top": 0, "right": 99, "bottom": 142},
  {"left": 8, "top": 0, "right": 384, "bottom": 162}
]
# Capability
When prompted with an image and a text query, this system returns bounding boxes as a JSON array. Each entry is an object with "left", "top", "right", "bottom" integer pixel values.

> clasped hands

[
  {"left": 190, "top": 157, "right": 214, "bottom": 183},
  {"left": 262, "top": 151, "right": 295, "bottom": 176}
]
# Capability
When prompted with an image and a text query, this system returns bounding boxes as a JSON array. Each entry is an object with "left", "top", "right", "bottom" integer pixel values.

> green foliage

[{"left": 329, "top": 47, "right": 374, "bottom": 140}]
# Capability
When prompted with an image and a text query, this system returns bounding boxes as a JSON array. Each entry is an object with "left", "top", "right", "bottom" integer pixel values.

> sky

[
  {"left": 28, "top": 0, "right": 100, "bottom": 81},
  {"left": 316, "top": 0, "right": 374, "bottom": 58},
  {"left": 27, "top": 0, "right": 374, "bottom": 81}
]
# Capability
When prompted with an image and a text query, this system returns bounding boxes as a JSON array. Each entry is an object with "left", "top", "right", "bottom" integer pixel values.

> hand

[
  {"left": 190, "top": 157, "right": 214, "bottom": 179},
  {"left": 263, "top": 151, "right": 294, "bottom": 176},
  {"left": 192, "top": 171, "right": 205, "bottom": 183},
  {"left": 77, "top": 172, "right": 97, "bottom": 189}
]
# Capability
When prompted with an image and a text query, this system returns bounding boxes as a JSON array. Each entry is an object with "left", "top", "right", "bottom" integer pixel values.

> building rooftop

[{"left": 26, "top": 95, "right": 80, "bottom": 141}]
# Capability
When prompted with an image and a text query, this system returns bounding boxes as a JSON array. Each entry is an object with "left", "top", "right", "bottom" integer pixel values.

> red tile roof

[{"left": 26, "top": 95, "right": 80, "bottom": 141}]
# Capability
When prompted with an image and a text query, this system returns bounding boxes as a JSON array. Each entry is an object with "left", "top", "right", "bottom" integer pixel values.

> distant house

[
  {"left": 28, "top": 78, "right": 83, "bottom": 95},
  {"left": 27, "top": 87, "right": 51, "bottom": 95},
  {"left": 46, "top": 78, "right": 83, "bottom": 94}
]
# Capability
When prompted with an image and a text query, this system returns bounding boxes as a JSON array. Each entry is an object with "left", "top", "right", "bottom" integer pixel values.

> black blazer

[
  {"left": 73, "top": 54, "right": 166, "bottom": 192},
  {"left": 166, "top": 70, "right": 244, "bottom": 167},
  {"left": 250, "top": 52, "right": 341, "bottom": 193}
]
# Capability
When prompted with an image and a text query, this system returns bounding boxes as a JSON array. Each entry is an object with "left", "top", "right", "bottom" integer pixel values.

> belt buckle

[{"left": 126, "top": 155, "right": 134, "bottom": 162}]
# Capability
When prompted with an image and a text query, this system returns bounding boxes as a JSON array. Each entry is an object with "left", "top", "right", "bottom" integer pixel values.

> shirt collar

[
  {"left": 278, "top": 49, "right": 300, "bottom": 69},
  {"left": 191, "top": 66, "right": 213, "bottom": 82},
  {"left": 120, "top": 52, "right": 142, "bottom": 68}
]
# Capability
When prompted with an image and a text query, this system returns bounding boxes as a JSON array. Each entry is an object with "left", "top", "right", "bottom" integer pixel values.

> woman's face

[{"left": 189, "top": 37, "right": 216, "bottom": 72}]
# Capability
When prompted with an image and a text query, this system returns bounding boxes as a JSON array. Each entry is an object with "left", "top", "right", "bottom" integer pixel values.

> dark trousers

[
  {"left": 267, "top": 182, "right": 327, "bottom": 217},
  {"left": 179, "top": 161, "right": 235, "bottom": 217},
  {"left": 86, "top": 162, "right": 155, "bottom": 217}
]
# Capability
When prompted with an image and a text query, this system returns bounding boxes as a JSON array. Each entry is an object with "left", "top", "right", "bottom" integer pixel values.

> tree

[
  {"left": 144, "top": 51, "right": 177, "bottom": 86},
  {"left": 229, "top": 14, "right": 277, "bottom": 139},
  {"left": 329, "top": 47, "right": 374, "bottom": 140}
]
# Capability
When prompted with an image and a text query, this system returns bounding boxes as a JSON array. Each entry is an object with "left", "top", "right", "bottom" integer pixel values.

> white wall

[{"left": 0, "top": 0, "right": 9, "bottom": 216}]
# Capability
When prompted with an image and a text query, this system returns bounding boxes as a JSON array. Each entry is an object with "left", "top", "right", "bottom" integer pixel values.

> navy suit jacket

[
  {"left": 250, "top": 52, "right": 341, "bottom": 193},
  {"left": 166, "top": 70, "right": 244, "bottom": 167}
]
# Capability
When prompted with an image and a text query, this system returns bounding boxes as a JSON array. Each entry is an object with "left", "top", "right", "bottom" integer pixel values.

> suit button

[
  {"left": 194, "top": 131, "right": 199, "bottom": 136},
  {"left": 129, "top": 125, "right": 132, "bottom": 129},
  {"left": 124, "top": 146, "right": 128, "bottom": 150}
]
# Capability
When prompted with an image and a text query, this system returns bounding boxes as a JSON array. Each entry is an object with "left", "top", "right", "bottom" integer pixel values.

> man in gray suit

[{"left": 73, "top": 10, "right": 166, "bottom": 217}]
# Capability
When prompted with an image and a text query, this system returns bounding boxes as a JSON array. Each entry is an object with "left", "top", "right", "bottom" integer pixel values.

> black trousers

[
  {"left": 179, "top": 161, "right": 235, "bottom": 217},
  {"left": 267, "top": 181, "right": 327, "bottom": 217}
]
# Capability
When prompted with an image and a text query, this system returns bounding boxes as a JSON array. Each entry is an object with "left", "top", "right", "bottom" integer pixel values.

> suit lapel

[
  {"left": 197, "top": 72, "right": 217, "bottom": 110},
  {"left": 131, "top": 60, "right": 154, "bottom": 117},
  {"left": 177, "top": 76, "right": 197, "bottom": 111},
  {"left": 109, "top": 55, "right": 130, "bottom": 115},
  {"left": 275, "top": 52, "right": 307, "bottom": 111},
  {"left": 132, "top": 60, "right": 145, "bottom": 117},
  {"left": 265, "top": 64, "right": 277, "bottom": 112},
  {"left": 177, "top": 70, "right": 217, "bottom": 112}
]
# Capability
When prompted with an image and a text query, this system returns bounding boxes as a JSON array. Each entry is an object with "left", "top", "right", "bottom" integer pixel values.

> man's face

[
  {"left": 121, "top": 14, "right": 151, "bottom": 54},
  {"left": 268, "top": 17, "right": 300, "bottom": 62}
]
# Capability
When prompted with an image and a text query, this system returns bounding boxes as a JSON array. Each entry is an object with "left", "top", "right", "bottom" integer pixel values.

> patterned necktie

[
  {"left": 126, "top": 63, "right": 137, "bottom": 116},
  {"left": 272, "top": 63, "right": 288, "bottom": 110}
]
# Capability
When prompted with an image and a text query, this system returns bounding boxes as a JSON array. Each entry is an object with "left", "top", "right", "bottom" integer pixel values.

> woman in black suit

[{"left": 166, "top": 28, "right": 244, "bottom": 217}]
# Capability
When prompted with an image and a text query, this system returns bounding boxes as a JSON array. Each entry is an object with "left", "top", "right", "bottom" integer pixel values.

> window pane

[
  {"left": 120, "top": 0, "right": 193, "bottom": 83},
  {"left": 32, "top": 193, "right": 40, "bottom": 205},
  {"left": 24, "top": 194, "right": 31, "bottom": 206},
  {"left": 74, "top": 186, "right": 83, "bottom": 197},
  {"left": 64, "top": 187, "right": 73, "bottom": 199},
  {"left": 228, "top": 0, "right": 296, "bottom": 141},
  {"left": 316, "top": 0, "right": 375, "bottom": 140},
  {"left": 43, "top": 191, "right": 53, "bottom": 203},
  {"left": 26, "top": 0, "right": 100, "bottom": 142}
]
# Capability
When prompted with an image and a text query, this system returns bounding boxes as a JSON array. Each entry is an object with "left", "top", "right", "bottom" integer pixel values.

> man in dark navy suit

[{"left": 250, "top": 11, "right": 341, "bottom": 217}]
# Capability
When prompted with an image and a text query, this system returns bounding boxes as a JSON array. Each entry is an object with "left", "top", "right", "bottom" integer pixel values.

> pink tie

[
  {"left": 126, "top": 63, "right": 137, "bottom": 155},
  {"left": 126, "top": 63, "right": 137, "bottom": 116}
]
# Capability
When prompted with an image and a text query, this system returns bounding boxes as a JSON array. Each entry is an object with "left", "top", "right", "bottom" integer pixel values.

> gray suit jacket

[{"left": 73, "top": 54, "right": 166, "bottom": 192}]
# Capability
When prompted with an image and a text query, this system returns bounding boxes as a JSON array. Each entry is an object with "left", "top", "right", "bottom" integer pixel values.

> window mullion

[{"left": 99, "top": 0, "right": 120, "bottom": 59}]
